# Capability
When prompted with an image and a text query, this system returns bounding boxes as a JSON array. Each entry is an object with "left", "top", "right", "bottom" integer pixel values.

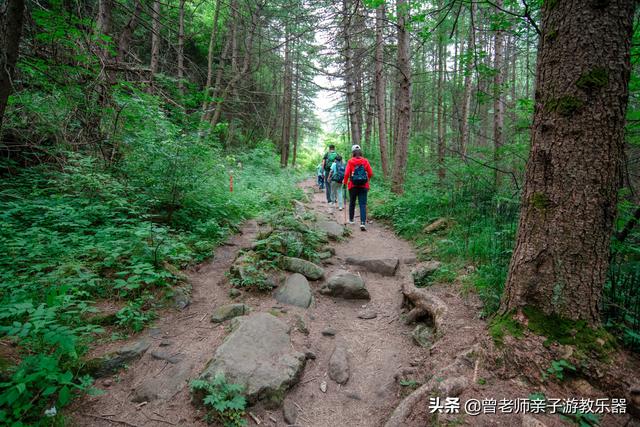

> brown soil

[{"left": 70, "top": 180, "right": 639, "bottom": 427}]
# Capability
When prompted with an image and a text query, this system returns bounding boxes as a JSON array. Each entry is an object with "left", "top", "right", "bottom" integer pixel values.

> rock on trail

[
  {"left": 282, "top": 256, "right": 325, "bottom": 280},
  {"left": 211, "top": 303, "right": 251, "bottom": 323},
  {"left": 320, "top": 269, "right": 370, "bottom": 299},
  {"left": 197, "top": 313, "right": 306, "bottom": 408},
  {"left": 274, "top": 273, "right": 313, "bottom": 308},
  {"left": 328, "top": 341, "right": 350, "bottom": 384},
  {"left": 315, "top": 219, "right": 345, "bottom": 240},
  {"left": 345, "top": 257, "right": 400, "bottom": 276}
]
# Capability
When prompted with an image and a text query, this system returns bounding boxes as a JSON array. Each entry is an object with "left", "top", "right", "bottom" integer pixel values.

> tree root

[{"left": 401, "top": 280, "right": 448, "bottom": 332}]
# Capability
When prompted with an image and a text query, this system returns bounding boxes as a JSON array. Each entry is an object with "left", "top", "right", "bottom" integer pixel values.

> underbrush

[{"left": 0, "top": 142, "right": 301, "bottom": 424}]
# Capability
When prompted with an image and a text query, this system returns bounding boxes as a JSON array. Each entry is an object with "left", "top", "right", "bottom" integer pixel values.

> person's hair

[
  {"left": 336, "top": 155, "right": 342, "bottom": 161},
  {"left": 329, "top": 144, "right": 335, "bottom": 150},
  {"left": 352, "top": 149, "right": 363, "bottom": 158}
]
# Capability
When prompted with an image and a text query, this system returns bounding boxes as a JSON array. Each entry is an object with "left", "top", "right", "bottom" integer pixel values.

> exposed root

[{"left": 401, "top": 280, "right": 447, "bottom": 332}]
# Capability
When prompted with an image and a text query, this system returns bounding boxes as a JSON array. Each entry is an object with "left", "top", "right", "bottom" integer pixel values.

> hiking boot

[
  {"left": 360, "top": 224, "right": 366, "bottom": 231},
  {"left": 348, "top": 220, "right": 355, "bottom": 225}
]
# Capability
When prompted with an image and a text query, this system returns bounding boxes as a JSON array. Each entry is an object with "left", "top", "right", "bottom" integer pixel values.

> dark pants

[
  {"left": 324, "top": 171, "right": 332, "bottom": 202},
  {"left": 349, "top": 187, "right": 368, "bottom": 224}
]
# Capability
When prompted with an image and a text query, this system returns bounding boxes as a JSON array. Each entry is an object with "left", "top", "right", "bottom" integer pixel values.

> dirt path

[{"left": 72, "top": 180, "right": 427, "bottom": 427}]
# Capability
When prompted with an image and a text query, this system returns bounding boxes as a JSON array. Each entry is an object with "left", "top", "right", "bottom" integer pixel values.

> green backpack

[{"left": 324, "top": 152, "right": 338, "bottom": 172}]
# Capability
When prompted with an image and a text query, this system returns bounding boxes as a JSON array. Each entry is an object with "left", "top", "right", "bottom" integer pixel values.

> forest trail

[{"left": 72, "top": 180, "right": 533, "bottom": 427}]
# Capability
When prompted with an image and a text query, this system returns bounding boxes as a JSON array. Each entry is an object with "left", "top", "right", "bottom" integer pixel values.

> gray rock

[
  {"left": 274, "top": 273, "right": 312, "bottom": 308},
  {"left": 90, "top": 339, "right": 151, "bottom": 378},
  {"left": 328, "top": 342, "right": 350, "bottom": 384},
  {"left": 159, "top": 340, "right": 172, "bottom": 347},
  {"left": 172, "top": 286, "right": 191, "bottom": 310},
  {"left": 132, "top": 361, "right": 194, "bottom": 402},
  {"left": 294, "top": 315, "right": 309, "bottom": 335},
  {"left": 412, "top": 324, "right": 434, "bottom": 348},
  {"left": 283, "top": 399, "right": 298, "bottom": 424},
  {"left": 150, "top": 351, "right": 183, "bottom": 364},
  {"left": 320, "top": 270, "right": 370, "bottom": 300},
  {"left": 345, "top": 257, "right": 399, "bottom": 276},
  {"left": 197, "top": 313, "right": 306, "bottom": 408},
  {"left": 357, "top": 310, "right": 377, "bottom": 320},
  {"left": 318, "top": 251, "right": 333, "bottom": 260},
  {"left": 229, "top": 288, "right": 242, "bottom": 299},
  {"left": 411, "top": 261, "right": 442, "bottom": 287},
  {"left": 211, "top": 303, "right": 251, "bottom": 323},
  {"left": 304, "top": 350, "right": 317, "bottom": 360},
  {"left": 282, "top": 257, "right": 324, "bottom": 280},
  {"left": 322, "top": 328, "right": 337, "bottom": 337},
  {"left": 316, "top": 220, "right": 345, "bottom": 240},
  {"left": 346, "top": 392, "right": 362, "bottom": 400}
]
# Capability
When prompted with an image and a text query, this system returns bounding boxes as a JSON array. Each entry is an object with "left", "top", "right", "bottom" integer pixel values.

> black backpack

[
  {"left": 351, "top": 164, "right": 368, "bottom": 186},
  {"left": 332, "top": 162, "right": 346, "bottom": 182}
]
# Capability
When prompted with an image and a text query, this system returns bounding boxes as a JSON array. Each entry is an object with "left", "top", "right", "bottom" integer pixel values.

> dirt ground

[{"left": 70, "top": 181, "right": 639, "bottom": 427}]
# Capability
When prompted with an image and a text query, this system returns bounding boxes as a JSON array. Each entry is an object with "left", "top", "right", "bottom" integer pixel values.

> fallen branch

[{"left": 82, "top": 413, "right": 140, "bottom": 427}]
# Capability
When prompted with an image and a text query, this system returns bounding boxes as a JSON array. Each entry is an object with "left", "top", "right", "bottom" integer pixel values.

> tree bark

[
  {"left": 342, "top": 0, "right": 361, "bottom": 147},
  {"left": 177, "top": 0, "right": 186, "bottom": 94},
  {"left": 280, "top": 32, "right": 293, "bottom": 167},
  {"left": 150, "top": 0, "right": 161, "bottom": 76},
  {"left": 391, "top": 0, "right": 411, "bottom": 194},
  {"left": 501, "top": 0, "right": 636, "bottom": 324},
  {"left": 117, "top": 0, "right": 143, "bottom": 63},
  {"left": 375, "top": 4, "right": 390, "bottom": 178},
  {"left": 202, "top": 0, "right": 222, "bottom": 111},
  {"left": 493, "top": 0, "right": 505, "bottom": 187},
  {"left": 0, "top": 0, "right": 25, "bottom": 130},
  {"left": 459, "top": 3, "right": 476, "bottom": 158},
  {"left": 436, "top": 25, "right": 446, "bottom": 181}
]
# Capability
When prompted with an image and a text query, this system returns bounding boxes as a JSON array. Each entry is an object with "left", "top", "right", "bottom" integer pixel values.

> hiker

[
  {"left": 343, "top": 144, "right": 373, "bottom": 231},
  {"left": 328, "top": 155, "right": 345, "bottom": 211},
  {"left": 322, "top": 144, "right": 339, "bottom": 203},
  {"left": 316, "top": 162, "right": 325, "bottom": 190}
]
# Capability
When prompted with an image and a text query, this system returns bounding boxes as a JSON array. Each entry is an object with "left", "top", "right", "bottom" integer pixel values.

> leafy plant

[
  {"left": 543, "top": 359, "right": 576, "bottom": 382},
  {"left": 190, "top": 376, "right": 247, "bottom": 427}
]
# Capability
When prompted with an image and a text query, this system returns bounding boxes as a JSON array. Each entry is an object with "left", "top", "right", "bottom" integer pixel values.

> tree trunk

[
  {"left": 117, "top": 0, "right": 143, "bottom": 62},
  {"left": 459, "top": 3, "right": 476, "bottom": 158},
  {"left": 292, "top": 57, "right": 300, "bottom": 167},
  {"left": 391, "top": 0, "right": 410, "bottom": 194},
  {"left": 436, "top": 27, "right": 445, "bottom": 181},
  {"left": 150, "top": 0, "right": 161, "bottom": 76},
  {"left": 202, "top": 0, "right": 222, "bottom": 111},
  {"left": 501, "top": 0, "right": 636, "bottom": 324},
  {"left": 343, "top": 0, "right": 361, "bottom": 147},
  {"left": 493, "top": 0, "right": 505, "bottom": 187},
  {"left": 280, "top": 33, "right": 293, "bottom": 168},
  {"left": 364, "top": 84, "right": 375, "bottom": 152},
  {"left": 177, "top": 0, "right": 186, "bottom": 94},
  {"left": 375, "top": 4, "right": 390, "bottom": 178},
  {"left": 0, "top": 0, "right": 25, "bottom": 130}
]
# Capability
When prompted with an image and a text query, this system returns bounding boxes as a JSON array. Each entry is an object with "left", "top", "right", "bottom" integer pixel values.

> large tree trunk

[
  {"left": 292, "top": 57, "right": 300, "bottom": 167},
  {"left": 0, "top": 0, "right": 25, "bottom": 130},
  {"left": 501, "top": 0, "right": 636, "bottom": 324},
  {"left": 375, "top": 4, "right": 390, "bottom": 178},
  {"left": 436, "top": 27, "right": 445, "bottom": 181},
  {"left": 390, "top": 0, "right": 411, "bottom": 194},
  {"left": 459, "top": 3, "right": 475, "bottom": 158},
  {"left": 280, "top": 33, "right": 293, "bottom": 167}
]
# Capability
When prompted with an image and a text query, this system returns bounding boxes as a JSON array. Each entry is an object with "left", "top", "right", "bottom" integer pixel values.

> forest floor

[{"left": 70, "top": 180, "right": 638, "bottom": 427}]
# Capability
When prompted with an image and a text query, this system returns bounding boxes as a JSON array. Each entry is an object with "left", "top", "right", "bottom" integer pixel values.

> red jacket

[{"left": 343, "top": 157, "right": 373, "bottom": 190}]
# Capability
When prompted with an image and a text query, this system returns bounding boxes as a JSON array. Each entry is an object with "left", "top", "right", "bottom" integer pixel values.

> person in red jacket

[{"left": 343, "top": 144, "right": 373, "bottom": 231}]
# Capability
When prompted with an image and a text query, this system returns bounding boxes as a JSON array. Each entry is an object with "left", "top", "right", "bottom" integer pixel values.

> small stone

[
  {"left": 304, "top": 350, "right": 317, "bottom": 360},
  {"left": 328, "top": 342, "right": 350, "bottom": 384},
  {"left": 423, "top": 218, "right": 451, "bottom": 233},
  {"left": 275, "top": 273, "right": 313, "bottom": 308},
  {"left": 320, "top": 381, "right": 327, "bottom": 393},
  {"left": 322, "top": 328, "right": 337, "bottom": 337},
  {"left": 150, "top": 351, "right": 183, "bottom": 364},
  {"left": 172, "top": 286, "right": 191, "bottom": 310},
  {"left": 357, "top": 310, "right": 377, "bottom": 320},
  {"left": 345, "top": 392, "right": 362, "bottom": 400},
  {"left": 320, "top": 270, "right": 370, "bottom": 300},
  {"left": 283, "top": 399, "right": 298, "bottom": 424},
  {"left": 103, "top": 379, "right": 113, "bottom": 387},
  {"left": 159, "top": 340, "right": 172, "bottom": 347},
  {"left": 345, "top": 257, "right": 399, "bottom": 276},
  {"left": 295, "top": 315, "right": 309, "bottom": 335},
  {"left": 282, "top": 257, "right": 325, "bottom": 280},
  {"left": 411, "top": 261, "right": 442, "bottom": 287},
  {"left": 229, "top": 288, "right": 241, "bottom": 298},
  {"left": 211, "top": 303, "right": 251, "bottom": 323}
]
